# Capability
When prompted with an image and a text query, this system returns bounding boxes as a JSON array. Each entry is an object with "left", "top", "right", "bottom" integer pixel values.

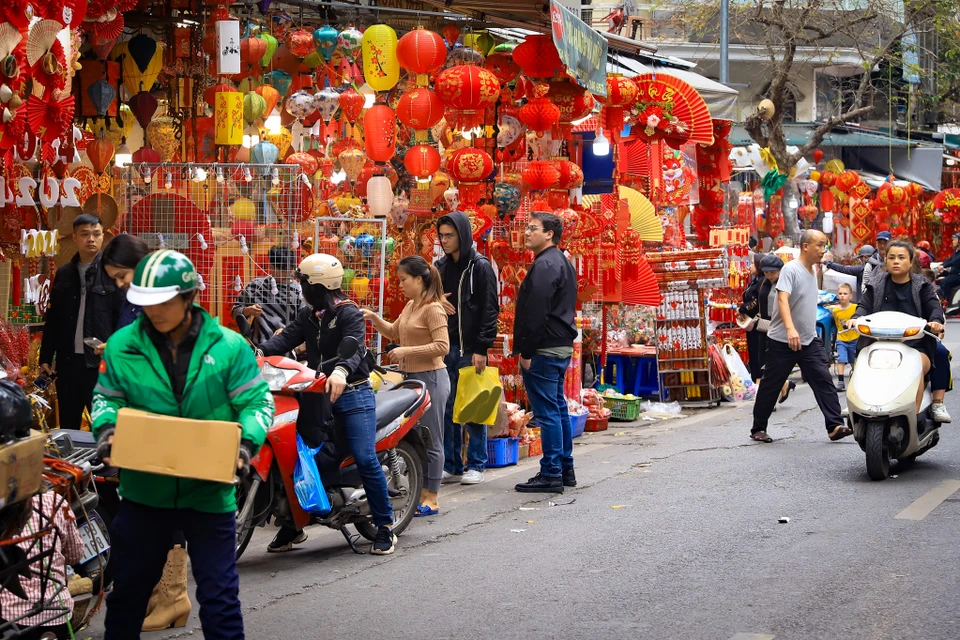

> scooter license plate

[{"left": 78, "top": 520, "right": 110, "bottom": 563}]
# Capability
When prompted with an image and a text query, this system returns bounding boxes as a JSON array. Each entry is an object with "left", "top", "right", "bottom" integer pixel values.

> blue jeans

[
  {"left": 837, "top": 339, "right": 857, "bottom": 364},
  {"left": 334, "top": 384, "right": 393, "bottom": 527},
  {"left": 932, "top": 342, "right": 952, "bottom": 392},
  {"left": 521, "top": 355, "right": 573, "bottom": 477},
  {"left": 443, "top": 351, "right": 488, "bottom": 474},
  {"left": 105, "top": 500, "right": 243, "bottom": 640}
]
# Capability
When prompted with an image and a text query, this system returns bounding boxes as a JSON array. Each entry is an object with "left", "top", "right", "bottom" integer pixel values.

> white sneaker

[
  {"left": 931, "top": 403, "right": 952, "bottom": 423},
  {"left": 441, "top": 471, "right": 462, "bottom": 484},
  {"left": 461, "top": 470, "right": 484, "bottom": 485}
]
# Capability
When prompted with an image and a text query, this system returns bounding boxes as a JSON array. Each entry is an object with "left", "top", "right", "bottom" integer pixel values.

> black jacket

[
  {"left": 942, "top": 248, "right": 960, "bottom": 273},
  {"left": 513, "top": 245, "right": 578, "bottom": 359},
  {"left": 824, "top": 260, "right": 865, "bottom": 297},
  {"left": 739, "top": 277, "right": 774, "bottom": 321},
  {"left": 39, "top": 252, "right": 122, "bottom": 369},
  {"left": 258, "top": 301, "right": 370, "bottom": 384},
  {"left": 854, "top": 272, "right": 944, "bottom": 324},
  {"left": 435, "top": 211, "right": 499, "bottom": 356}
]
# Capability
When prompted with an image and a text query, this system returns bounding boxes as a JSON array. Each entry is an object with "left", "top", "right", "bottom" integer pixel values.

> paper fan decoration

[
  {"left": 0, "top": 24, "right": 22, "bottom": 58},
  {"left": 30, "top": 40, "right": 66, "bottom": 95},
  {"left": 631, "top": 73, "right": 713, "bottom": 146},
  {"left": 27, "top": 93, "right": 75, "bottom": 142},
  {"left": 618, "top": 186, "right": 663, "bottom": 241},
  {"left": 621, "top": 255, "right": 661, "bottom": 307},
  {"left": 26, "top": 20, "right": 63, "bottom": 67},
  {"left": 92, "top": 12, "right": 124, "bottom": 42},
  {"left": 0, "top": 0, "right": 32, "bottom": 29}
]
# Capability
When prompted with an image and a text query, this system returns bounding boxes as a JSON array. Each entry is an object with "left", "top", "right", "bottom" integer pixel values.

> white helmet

[{"left": 296, "top": 253, "right": 343, "bottom": 290}]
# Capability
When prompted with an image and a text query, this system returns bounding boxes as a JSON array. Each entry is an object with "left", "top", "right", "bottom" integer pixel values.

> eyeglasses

[
  {"left": 438, "top": 232, "right": 457, "bottom": 241},
  {"left": 525, "top": 225, "right": 544, "bottom": 233}
]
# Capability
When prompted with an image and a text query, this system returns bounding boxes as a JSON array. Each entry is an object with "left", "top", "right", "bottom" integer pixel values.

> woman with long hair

[
  {"left": 364, "top": 256, "right": 450, "bottom": 516},
  {"left": 102, "top": 234, "right": 150, "bottom": 328}
]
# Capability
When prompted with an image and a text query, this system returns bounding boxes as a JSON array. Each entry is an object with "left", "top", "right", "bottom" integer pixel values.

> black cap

[
  {"left": 268, "top": 246, "right": 296, "bottom": 270},
  {"left": 760, "top": 254, "right": 784, "bottom": 272}
]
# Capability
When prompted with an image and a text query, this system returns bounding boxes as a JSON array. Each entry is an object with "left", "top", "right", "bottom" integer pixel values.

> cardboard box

[
  {"left": 0, "top": 430, "right": 46, "bottom": 508},
  {"left": 112, "top": 408, "right": 241, "bottom": 484}
]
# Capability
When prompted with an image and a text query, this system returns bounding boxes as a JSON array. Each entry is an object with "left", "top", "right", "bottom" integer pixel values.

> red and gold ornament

[
  {"left": 396, "top": 27, "right": 446, "bottom": 87},
  {"left": 447, "top": 147, "right": 493, "bottom": 204},
  {"left": 434, "top": 65, "right": 500, "bottom": 130}
]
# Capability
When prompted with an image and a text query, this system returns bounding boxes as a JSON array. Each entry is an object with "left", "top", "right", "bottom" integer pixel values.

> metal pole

[{"left": 719, "top": 0, "right": 729, "bottom": 85}]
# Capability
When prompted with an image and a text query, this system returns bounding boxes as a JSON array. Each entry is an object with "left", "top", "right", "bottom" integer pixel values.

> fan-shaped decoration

[
  {"left": 630, "top": 73, "right": 713, "bottom": 146},
  {"left": 30, "top": 40, "right": 66, "bottom": 94},
  {"left": 621, "top": 254, "right": 661, "bottom": 306},
  {"left": 26, "top": 19, "right": 60, "bottom": 67},
  {"left": 0, "top": 24, "right": 22, "bottom": 59},
  {"left": 92, "top": 13, "right": 125, "bottom": 43},
  {"left": 583, "top": 185, "right": 663, "bottom": 242},
  {"left": 27, "top": 93, "right": 75, "bottom": 143}
]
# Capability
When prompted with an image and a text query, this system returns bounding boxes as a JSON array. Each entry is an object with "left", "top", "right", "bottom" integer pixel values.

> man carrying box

[{"left": 92, "top": 250, "right": 274, "bottom": 640}]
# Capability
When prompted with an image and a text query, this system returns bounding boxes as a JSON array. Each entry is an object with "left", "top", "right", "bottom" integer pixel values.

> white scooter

[{"left": 845, "top": 311, "right": 941, "bottom": 480}]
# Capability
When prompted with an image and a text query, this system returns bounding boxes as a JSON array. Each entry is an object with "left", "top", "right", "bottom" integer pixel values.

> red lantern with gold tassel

[
  {"left": 836, "top": 170, "right": 860, "bottom": 193},
  {"left": 512, "top": 34, "right": 562, "bottom": 79},
  {"left": 364, "top": 103, "right": 397, "bottom": 164},
  {"left": 518, "top": 90, "right": 561, "bottom": 138},
  {"left": 404, "top": 144, "right": 441, "bottom": 188},
  {"left": 396, "top": 88, "right": 444, "bottom": 142},
  {"left": 546, "top": 158, "right": 583, "bottom": 208},
  {"left": 396, "top": 27, "right": 447, "bottom": 87},
  {"left": 522, "top": 160, "right": 560, "bottom": 192},
  {"left": 435, "top": 65, "right": 500, "bottom": 130},
  {"left": 447, "top": 147, "right": 493, "bottom": 204},
  {"left": 597, "top": 74, "right": 638, "bottom": 139}
]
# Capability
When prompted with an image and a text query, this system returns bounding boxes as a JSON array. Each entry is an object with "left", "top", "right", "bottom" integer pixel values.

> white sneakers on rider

[
  {"left": 931, "top": 403, "right": 952, "bottom": 423},
  {"left": 461, "top": 470, "right": 483, "bottom": 485}
]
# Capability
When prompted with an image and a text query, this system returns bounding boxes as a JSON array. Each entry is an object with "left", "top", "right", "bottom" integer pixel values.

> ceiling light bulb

[
  {"left": 359, "top": 83, "right": 376, "bottom": 109},
  {"left": 271, "top": 168, "right": 280, "bottom": 186},
  {"left": 143, "top": 167, "right": 152, "bottom": 184},
  {"left": 164, "top": 171, "right": 173, "bottom": 189},
  {"left": 265, "top": 109, "right": 282, "bottom": 134},
  {"left": 593, "top": 131, "right": 610, "bottom": 157},
  {"left": 216, "top": 167, "right": 224, "bottom": 183},
  {"left": 115, "top": 137, "right": 132, "bottom": 168},
  {"left": 193, "top": 167, "right": 207, "bottom": 183}
]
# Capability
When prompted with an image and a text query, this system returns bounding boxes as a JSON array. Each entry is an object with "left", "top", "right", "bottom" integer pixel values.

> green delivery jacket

[{"left": 92, "top": 307, "right": 274, "bottom": 513}]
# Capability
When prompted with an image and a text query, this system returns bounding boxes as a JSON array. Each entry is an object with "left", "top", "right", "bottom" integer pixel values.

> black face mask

[{"left": 301, "top": 283, "right": 329, "bottom": 311}]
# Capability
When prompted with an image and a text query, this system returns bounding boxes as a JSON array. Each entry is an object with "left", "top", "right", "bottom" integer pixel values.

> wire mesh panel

[
  {"left": 312, "top": 216, "right": 388, "bottom": 351},
  {"left": 120, "top": 164, "right": 310, "bottom": 337}
]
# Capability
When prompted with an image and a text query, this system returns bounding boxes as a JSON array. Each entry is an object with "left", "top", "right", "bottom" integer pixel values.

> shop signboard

[{"left": 550, "top": 0, "right": 608, "bottom": 97}]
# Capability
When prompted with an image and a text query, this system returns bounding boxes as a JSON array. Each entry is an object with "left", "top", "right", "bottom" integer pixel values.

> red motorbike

[{"left": 236, "top": 339, "right": 431, "bottom": 556}]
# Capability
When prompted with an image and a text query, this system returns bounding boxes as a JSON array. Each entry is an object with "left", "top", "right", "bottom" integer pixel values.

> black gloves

[
  {"left": 238, "top": 439, "right": 256, "bottom": 479},
  {"left": 96, "top": 426, "right": 115, "bottom": 463}
]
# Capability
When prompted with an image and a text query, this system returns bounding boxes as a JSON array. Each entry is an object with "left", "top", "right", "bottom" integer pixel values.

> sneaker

[
  {"left": 441, "top": 471, "right": 463, "bottom": 485},
  {"left": 461, "top": 470, "right": 484, "bottom": 485},
  {"left": 515, "top": 473, "right": 564, "bottom": 494},
  {"left": 268, "top": 528, "right": 307, "bottom": 553},
  {"left": 562, "top": 469, "right": 577, "bottom": 487},
  {"left": 836, "top": 379, "right": 846, "bottom": 392},
  {"left": 931, "top": 403, "right": 952, "bottom": 423},
  {"left": 370, "top": 526, "right": 397, "bottom": 555}
]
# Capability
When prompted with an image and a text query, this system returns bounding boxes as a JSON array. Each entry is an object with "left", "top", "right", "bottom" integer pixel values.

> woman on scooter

[
  {"left": 258, "top": 253, "right": 398, "bottom": 556},
  {"left": 850, "top": 241, "right": 949, "bottom": 421}
]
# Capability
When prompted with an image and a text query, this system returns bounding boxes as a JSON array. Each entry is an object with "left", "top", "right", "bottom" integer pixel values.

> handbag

[
  {"left": 755, "top": 318, "right": 771, "bottom": 333},
  {"left": 293, "top": 433, "right": 332, "bottom": 515}
]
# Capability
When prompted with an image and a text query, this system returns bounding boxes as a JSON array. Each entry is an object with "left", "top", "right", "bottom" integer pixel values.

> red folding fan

[{"left": 631, "top": 73, "right": 714, "bottom": 146}]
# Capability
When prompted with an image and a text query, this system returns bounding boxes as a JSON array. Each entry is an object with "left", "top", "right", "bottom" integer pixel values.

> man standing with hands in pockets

[
  {"left": 751, "top": 230, "right": 851, "bottom": 443},
  {"left": 436, "top": 212, "right": 500, "bottom": 485}
]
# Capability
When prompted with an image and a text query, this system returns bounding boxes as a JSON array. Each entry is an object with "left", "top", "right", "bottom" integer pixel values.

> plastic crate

[
  {"left": 585, "top": 416, "right": 609, "bottom": 432},
  {"left": 571, "top": 411, "right": 588, "bottom": 438},
  {"left": 598, "top": 385, "right": 642, "bottom": 421},
  {"left": 486, "top": 437, "right": 520, "bottom": 468}
]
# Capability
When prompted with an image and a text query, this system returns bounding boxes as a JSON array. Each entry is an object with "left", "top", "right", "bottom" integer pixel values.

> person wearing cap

[
  {"left": 739, "top": 254, "right": 796, "bottom": 402},
  {"left": 822, "top": 244, "right": 874, "bottom": 302},
  {"left": 91, "top": 250, "right": 274, "bottom": 640},
  {"left": 862, "top": 231, "right": 892, "bottom": 293},
  {"left": 937, "top": 233, "right": 960, "bottom": 299},
  {"left": 232, "top": 245, "right": 303, "bottom": 346}
]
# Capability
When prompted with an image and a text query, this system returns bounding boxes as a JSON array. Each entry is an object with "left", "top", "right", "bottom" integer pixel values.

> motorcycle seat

[
  {"left": 50, "top": 429, "right": 97, "bottom": 447},
  {"left": 375, "top": 388, "right": 420, "bottom": 430}
]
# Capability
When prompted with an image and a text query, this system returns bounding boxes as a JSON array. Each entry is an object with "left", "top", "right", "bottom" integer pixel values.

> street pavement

[{"left": 86, "top": 330, "right": 960, "bottom": 640}]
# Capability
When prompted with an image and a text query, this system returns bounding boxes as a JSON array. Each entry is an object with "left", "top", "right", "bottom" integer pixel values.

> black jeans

[
  {"left": 56, "top": 354, "right": 98, "bottom": 430},
  {"left": 752, "top": 337, "right": 842, "bottom": 434},
  {"left": 938, "top": 273, "right": 960, "bottom": 300},
  {"left": 104, "top": 500, "right": 243, "bottom": 640}
]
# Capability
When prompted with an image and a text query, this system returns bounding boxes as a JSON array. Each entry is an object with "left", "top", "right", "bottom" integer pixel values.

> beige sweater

[{"left": 373, "top": 300, "right": 449, "bottom": 372}]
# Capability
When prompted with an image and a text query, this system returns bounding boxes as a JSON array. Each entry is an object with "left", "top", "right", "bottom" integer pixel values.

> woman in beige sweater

[{"left": 363, "top": 256, "right": 451, "bottom": 515}]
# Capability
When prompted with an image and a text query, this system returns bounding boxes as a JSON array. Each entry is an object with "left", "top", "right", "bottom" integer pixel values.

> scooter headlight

[
  {"left": 868, "top": 349, "right": 902, "bottom": 370},
  {"left": 261, "top": 362, "right": 296, "bottom": 391}
]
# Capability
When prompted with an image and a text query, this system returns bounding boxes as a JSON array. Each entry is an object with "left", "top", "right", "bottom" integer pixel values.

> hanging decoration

[
  {"left": 511, "top": 34, "right": 562, "bottom": 79},
  {"left": 435, "top": 65, "right": 500, "bottom": 130},
  {"left": 630, "top": 73, "right": 714, "bottom": 146},
  {"left": 597, "top": 74, "right": 637, "bottom": 140},
  {"left": 447, "top": 147, "right": 493, "bottom": 204},
  {"left": 397, "top": 26, "right": 446, "bottom": 87},
  {"left": 362, "top": 24, "right": 400, "bottom": 92},
  {"left": 364, "top": 103, "right": 397, "bottom": 163}
]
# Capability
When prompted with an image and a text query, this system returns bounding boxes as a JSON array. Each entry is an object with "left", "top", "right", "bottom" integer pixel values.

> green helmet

[{"left": 127, "top": 250, "right": 200, "bottom": 307}]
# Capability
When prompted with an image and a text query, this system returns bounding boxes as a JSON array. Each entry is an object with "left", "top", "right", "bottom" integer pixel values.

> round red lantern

[
  {"left": 485, "top": 50, "right": 520, "bottom": 84},
  {"left": 522, "top": 160, "right": 560, "bottom": 191},
  {"left": 597, "top": 74, "right": 638, "bottom": 138},
  {"left": 820, "top": 171, "right": 837, "bottom": 188},
  {"left": 435, "top": 65, "right": 501, "bottom": 129},
  {"left": 447, "top": 147, "right": 493, "bottom": 204},
  {"left": 836, "top": 170, "right": 860, "bottom": 193},
  {"left": 553, "top": 159, "right": 584, "bottom": 190},
  {"left": 286, "top": 151, "right": 320, "bottom": 175},
  {"left": 396, "top": 88, "right": 444, "bottom": 139},
  {"left": 339, "top": 88, "right": 365, "bottom": 125},
  {"left": 404, "top": 144, "right": 442, "bottom": 184},
  {"left": 519, "top": 97, "right": 561, "bottom": 136},
  {"left": 240, "top": 37, "right": 267, "bottom": 72},
  {"left": 364, "top": 104, "right": 397, "bottom": 164},
  {"left": 285, "top": 29, "right": 314, "bottom": 59},
  {"left": 204, "top": 83, "right": 238, "bottom": 109},
  {"left": 549, "top": 81, "right": 595, "bottom": 138},
  {"left": 512, "top": 34, "right": 562, "bottom": 79},
  {"left": 133, "top": 147, "right": 162, "bottom": 164},
  {"left": 397, "top": 27, "right": 447, "bottom": 87}
]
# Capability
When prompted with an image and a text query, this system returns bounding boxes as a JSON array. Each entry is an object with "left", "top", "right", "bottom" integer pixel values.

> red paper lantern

[
  {"left": 512, "top": 34, "right": 562, "bottom": 79},
  {"left": 836, "top": 170, "right": 860, "bottom": 193},
  {"left": 435, "top": 65, "right": 500, "bottom": 129},
  {"left": 396, "top": 27, "right": 446, "bottom": 86},
  {"left": 285, "top": 29, "right": 314, "bottom": 58},
  {"left": 522, "top": 160, "right": 560, "bottom": 191},
  {"left": 204, "top": 83, "right": 237, "bottom": 109},
  {"left": 519, "top": 97, "right": 560, "bottom": 135},
  {"left": 363, "top": 104, "right": 397, "bottom": 164},
  {"left": 485, "top": 50, "right": 520, "bottom": 84},
  {"left": 396, "top": 88, "right": 444, "bottom": 133},
  {"left": 597, "top": 74, "right": 638, "bottom": 138},
  {"left": 549, "top": 81, "right": 595, "bottom": 138},
  {"left": 404, "top": 144, "right": 441, "bottom": 183},
  {"left": 553, "top": 159, "right": 584, "bottom": 190},
  {"left": 286, "top": 151, "right": 320, "bottom": 175},
  {"left": 812, "top": 149, "right": 824, "bottom": 164},
  {"left": 339, "top": 88, "right": 365, "bottom": 124},
  {"left": 447, "top": 147, "right": 493, "bottom": 204},
  {"left": 133, "top": 146, "right": 161, "bottom": 164},
  {"left": 240, "top": 37, "right": 267, "bottom": 70},
  {"left": 820, "top": 171, "right": 837, "bottom": 188},
  {"left": 906, "top": 182, "right": 923, "bottom": 199}
]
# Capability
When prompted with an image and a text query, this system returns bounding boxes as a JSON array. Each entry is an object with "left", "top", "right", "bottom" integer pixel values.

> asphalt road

[{"left": 86, "top": 330, "right": 960, "bottom": 640}]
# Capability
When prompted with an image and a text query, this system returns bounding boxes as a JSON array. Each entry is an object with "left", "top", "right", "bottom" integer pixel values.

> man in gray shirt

[{"left": 751, "top": 230, "right": 850, "bottom": 443}]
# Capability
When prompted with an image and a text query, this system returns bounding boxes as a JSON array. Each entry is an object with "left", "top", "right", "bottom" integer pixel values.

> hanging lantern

[
  {"left": 512, "top": 34, "right": 562, "bottom": 79},
  {"left": 397, "top": 27, "right": 447, "bottom": 87},
  {"left": 447, "top": 147, "right": 493, "bottom": 205},
  {"left": 396, "top": 88, "right": 444, "bottom": 142},
  {"left": 240, "top": 37, "right": 267, "bottom": 74},
  {"left": 597, "top": 74, "right": 638, "bottom": 138},
  {"left": 254, "top": 84, "right": 281, "bottom": 118},
  {"left": 251, "top": 141, "right": 279, "bottom": 164},
  {"left": 362, "top": 24, "right": 400, "bottom": 92},
  {"left": 363, "top": 103, "right": 397, "bottom": 164},
  {"left": 442, "top": 23, "right": 461, "bottom": 47},
  {"left": 286, "top": 151, "right": 320, "bottom": 175},
  {"left": 519, "top": 94, "right": 561, "bottom": 138},
  {"left": 215, "top": 91, "right": 244, "bottom": 145},
  {"left": 339, "top": 148, "right": 366, "bottom": 183},
  {"left": 435, "top": 65, "right": 500, "bottom": 129},
  {"left": 338, "top": 27, "right": 363, "bottom": 63},
  {"left": 464, "top": 31, "right": 496, "bottom": 56},
  {"left": 314, "top": 87, "right": 339, "bottom": 124},
  {"left": 285, "top": 28, "right": 314, "bottom": 58},
  {"left": 485, "top": 48, "right": 520, "bottom": 85},
  {"left": 522, "top": 160, "right": 560, "bottom": 191},
  {"left": 836, "top": 170, "right": 860, "bottom": 193},
  {"left": 549, "top": 81, "right": 595, "bottom": 139},
  {"left": 339, "top": 88, "right": 365, "bottom": 124},
  {"left": 285, "top": 89, "right": 316, "bottom": 120},
  {"left": 314, "top": 25, "right": 339, "bottom": 61},
  {"left": 133, "top": 146, "right": 161, "bottom": 164},
  {"left": 129, "top": 91, "right": 159, "bottom": 131},
  {"left": 367, "top": 175, "right": 394, "bottom": 217},
  {"left": 146, "top": 115, "right": 178, "bottom": 162},
  {"left": 204, "top": 82, "right": 238, "bottom": 110},
  {"left": 404, "top": 144, "right": 441, "bottom": 187},
  {"left": 258, "top": 33, "right": 279, "bottom": 66},
  {"left": 820, "top": 171, "right": 837, "bottom": 188},
  {"left": 264, "top": 69, "right": 293, "bottom": 97},
  {"left": 494, "top": 182, "right": 521, "bottom": 219},
  {"left": 243, "top": 92, "right": 267, "bottom": 124},
  {"left": 87, "top": 136, "right": 115, "bottom": 174},
  {"left": 87, "top": 80, "right": 116, "bottom": 117}
]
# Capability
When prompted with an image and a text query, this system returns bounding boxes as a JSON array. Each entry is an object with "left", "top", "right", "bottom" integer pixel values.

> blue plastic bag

[{"left": 293, "top": 433, "right": 332, "bottom": 516}]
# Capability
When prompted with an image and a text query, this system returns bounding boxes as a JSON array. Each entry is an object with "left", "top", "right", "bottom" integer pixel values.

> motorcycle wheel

[
  {"left": 865, "top": 420, "right": 890, "bottom": 481},
  {"left": 355, "top": 440, "right": 423, "bottom": 542},
  {"left": 235, "top": 475, "right": 262, "bottom": 559}
]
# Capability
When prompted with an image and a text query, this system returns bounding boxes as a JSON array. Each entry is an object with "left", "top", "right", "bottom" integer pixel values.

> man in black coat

[
  {"left": 823, "top": 244, "right": 874, "bottom": 301},
  {"left": 512, "top": 211, "right": 578, "bottom": 494},
  {"left": 435, "top": 211, "right": 499, "bottom": 486},
  {"left": 937, "top": 233, "right": 960, "bottom": 300},
  {"left": 39, "top": 214, "right": 122, "bottom": 430}
]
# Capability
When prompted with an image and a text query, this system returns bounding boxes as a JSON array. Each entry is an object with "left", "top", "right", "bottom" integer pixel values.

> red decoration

[
  {"left": 522, "top": 160, "right": 560, "bottom": 191},
  {"left": 519, "top": 97, "right": 560, "bottom": 135},
  {"left": 204, "top": 83, "right": 238, "bottom": 109},
  {"left": 285, "top": 151, "right": 319, "bottom": 176},
  {"left": 447, "top": 147, "right": 493, "bottom": 204},
  {"left": 240, "top": 37, "right": 267, "bottom": 72},
  {"left": 442, "top": 23, "right": 461, "bottom": 47},
  {"left": 820, "top": 171, "right": 837, "bottom": 188},
  {"left": 553, "top": 159, "right": 584, "bottom": 191},
  {"left": 630, "top": 73, "right": 714, "bottom": 146},
  {"left": 133, "top": 146, "right": 161, "bottom": 163},
  {"left": 26, "top": 94, "right": 75, "bottom": 144},
  {"left": 395, "top": 88, "right": 443, "bottom": 132},
  {"left": 363, "top": 104, "right": 397, "bottom": 164},
  {"left": 512, "top": 34, "right": 562, "bottom": 79},
  {"left": 396, "top": 27, "right": 446, "bottom": 86},
  {"left": 339, "top": 88, "right": 364, "bottom": 124},
  {"left": 485, "top": 50, "right": 520, "bottom": 84},
  {"left": 128, "top": 91, "right": 159, "bottom": 130},
  {"left": 285, "top": 29, "right": 314, "bottom": 58},
  {"left": 404, "top": 144, "right": 441, "bottom": 182},
  {"left": 549, "top": 81, "right": 595, "bottom": 138},
  {"left": 813, "top": 149, "right": 824, "bottom": 163},
  {"left": 86, "top": 136, "right": 114, "bottom": 174},
  {"left": 836, "top": 170, "right": 860, "bottom": 193},
  {"left": 434, "top": 65, "right": 500, "bottom": 129},
  {"left": 597, "top": 74, "right": 638, "bottom": 139}
]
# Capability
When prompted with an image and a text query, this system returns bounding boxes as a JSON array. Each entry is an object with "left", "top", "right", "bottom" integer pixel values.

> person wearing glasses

[{"left": 513, "top": 211, "right": 579, "bottom": 494}]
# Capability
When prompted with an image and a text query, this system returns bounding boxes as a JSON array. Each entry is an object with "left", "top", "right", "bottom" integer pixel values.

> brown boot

[{"left": 142, "top": 545, "right": 191, "bottom": 632}]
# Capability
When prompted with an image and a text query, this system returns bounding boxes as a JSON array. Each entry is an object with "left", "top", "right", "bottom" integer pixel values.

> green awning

[{"left": 730, "top": 123, "right": 938, "bottom": 148}]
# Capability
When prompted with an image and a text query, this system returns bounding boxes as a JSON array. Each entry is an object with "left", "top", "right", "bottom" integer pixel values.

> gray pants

[{"left": 405, "top": 368, "right": 451, "bottom": 493}]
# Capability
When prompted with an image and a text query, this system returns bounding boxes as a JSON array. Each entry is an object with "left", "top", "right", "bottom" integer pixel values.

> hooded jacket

[{"left": 435, "top": 211, "right": 499, "bottom": 356}]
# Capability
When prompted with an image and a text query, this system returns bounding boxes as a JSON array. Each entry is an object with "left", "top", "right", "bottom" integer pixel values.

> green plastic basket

[{"left": 597, "top": 385, "right": 642, "bottom": 421}]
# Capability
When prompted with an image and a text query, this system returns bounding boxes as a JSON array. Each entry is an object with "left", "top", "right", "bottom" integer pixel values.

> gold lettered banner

[{"left": 550, "top": 0, "right": 608, "bottom": 97}]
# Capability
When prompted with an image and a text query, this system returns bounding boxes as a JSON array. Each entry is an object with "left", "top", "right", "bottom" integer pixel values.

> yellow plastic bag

[{"left": 453, "top": 366, "right": 502, "bottom": 425}]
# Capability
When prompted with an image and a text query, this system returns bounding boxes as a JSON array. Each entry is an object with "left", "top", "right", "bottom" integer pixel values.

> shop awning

[
  {"left": 729, "top": 123, "right": 941, "bottom": 148},
  {"left": 606, "top": 55, "right": 739, "bottom": 122}
]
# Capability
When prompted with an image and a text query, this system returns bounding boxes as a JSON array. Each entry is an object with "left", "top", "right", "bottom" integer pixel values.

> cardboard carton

[
  {"left": 0, "top": 430, "right": 46, "bottom": 508},
  {"left": 112, "top": 408, "right": 241, "bottom": 484}
]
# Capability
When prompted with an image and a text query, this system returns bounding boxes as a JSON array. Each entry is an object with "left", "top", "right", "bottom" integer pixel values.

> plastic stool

[
  {"left": 633, "top": 357, "right": 659, "bottom": 397},
  {"left": 603, "top": 354, "right": 634, "bottom": 394}
]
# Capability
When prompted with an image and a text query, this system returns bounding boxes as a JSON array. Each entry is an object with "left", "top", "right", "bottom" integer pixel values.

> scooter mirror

[{"left": 338, "top": 336, "right": 360, "bottom": 360}]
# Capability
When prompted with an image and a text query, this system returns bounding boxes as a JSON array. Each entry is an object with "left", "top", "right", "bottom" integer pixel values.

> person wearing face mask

[
  {"left": 92, "top": 250, "right": 273, "bottom": 639},
  {"left": 259, "top": 254, "right": 398, "bottom": 555}
]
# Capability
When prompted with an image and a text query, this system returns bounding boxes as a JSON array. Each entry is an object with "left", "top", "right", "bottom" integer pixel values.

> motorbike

[
  {"left": 845, "top": 311, "right": 941, "bottom": 480},
  {"left": 932, "top": 262, "right": 960, "bottom": 316},
  {"left": 815, "top": 290, "right": 839, "bottom": 360},
  {"left": 236, "top": 338, "right": 432, "bottom": 557}
]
